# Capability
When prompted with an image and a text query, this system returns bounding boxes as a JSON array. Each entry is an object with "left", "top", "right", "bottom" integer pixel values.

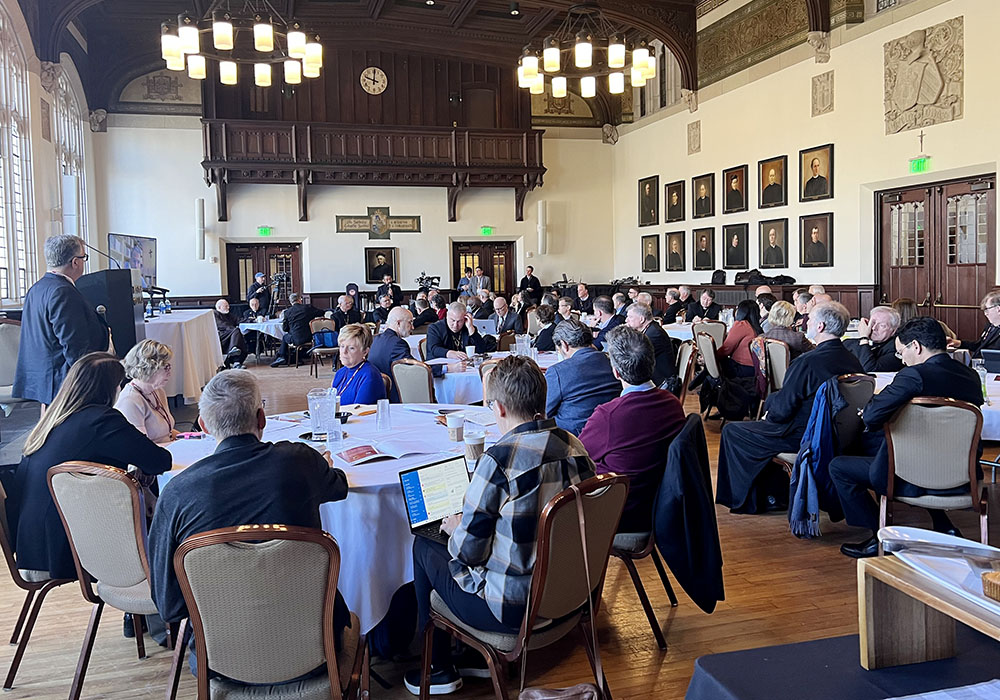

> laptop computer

[
  {"left": 399, "top": 456, "right": 471, "bottom": 544},
  {"left": 980, "top": 349, "right": 1000, "bottom": 373},
  {"left": 473, "top": 318, "right": 496, "bottom": 338}
]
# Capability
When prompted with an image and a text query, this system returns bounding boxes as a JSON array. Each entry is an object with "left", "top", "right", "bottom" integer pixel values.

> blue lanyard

[{"left": 335, "top": 362, "right": 366, "bottom": 394}]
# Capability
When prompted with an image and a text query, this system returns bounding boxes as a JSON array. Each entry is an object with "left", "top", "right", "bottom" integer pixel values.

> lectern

[{"left": 76, "top": 268, "right": 145, "bottom": 358}]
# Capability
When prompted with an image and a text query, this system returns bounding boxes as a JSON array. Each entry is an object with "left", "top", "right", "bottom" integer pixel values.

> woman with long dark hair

[{"left": 717, "top": 300, "right": 764, "bottom": 378}]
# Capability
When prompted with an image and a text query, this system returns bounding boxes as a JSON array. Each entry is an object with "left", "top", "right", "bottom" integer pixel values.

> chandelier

[
  {"left": 159, "top": 1, "right": 324, "bottom": 87},
  {"left": 517, "top": 3, "right": 655, "bottom": 99}
]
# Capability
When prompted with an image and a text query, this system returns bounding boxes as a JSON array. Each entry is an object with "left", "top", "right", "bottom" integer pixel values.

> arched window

[
  {"left": 55, "top": 63, "right": 88, "bottom": 245},
  {"left": 0, "top": 1, "right": 35, "bottom": 300}
]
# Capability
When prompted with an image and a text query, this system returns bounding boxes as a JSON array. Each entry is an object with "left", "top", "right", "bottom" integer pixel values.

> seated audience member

[
  {"left": 370, "top": 308, "right": 454, "bottom": 402},
  {"left": 489, "top": 296, "right": 524, "bottom": 335},
  {"left": 431, "top": 293, "right": 449, "bottom": 321},
  {"left": 678, "top": 285, "right": 693, "bottom": 307},
  {"left": 612, "top": 292, "right": 629, "bottom": 317},
  {"left": 688, "top": 289, "right": 722, "bottom": 322},
  {"left": 377, "top": 273, "right": 404, "bottom": 307},
  {"left": 403, "top": 356, "right": 595, "bottom": 695},
  {"left": 510, "top": 290, "right": 530, "bottom": 318},
  {"left": 662, "top": 288, "right": 686, "bottom": 323},
  {"left": 592, "top": 296, "right": 624, "bottom": 350},
  {"left": 540, "top": 292, "right": 557, "bottom": 308},
  {"left": 809, "top": 293, "right": 832, "bottom": 310},
  {"left": 557, "top": 296, "right": 574, "bottom": 322},
  {"left": 625, "top": 302, "right": 676, "bottom": 387},
  {"left": 844, "top": 306, "right": 904, "bottom": 372},
  {"left": 625, "top": 287, "right": 640, "bottom": 308},
  {"left": 531, "top": 304, "right": 557, "bottom": 351},
  {"left": 474, "top": 288, "right": 494, "bottom": 319},
  {"left": 11, "top": 352, "right": 171, "bottom": 580},
  {"left": 457, "top": 267, "right": 474, "bottom": 294},
  {"left": 955, "top": 289, "right": 1000, "bottom": 358},
  {"left": 757, "top": 293, "right": 777, "bottom": 332},
  {"left": 116, "top": 339, "right": 177, "bottom": 444},
  {"left": 573, "top": 283, "right": 594, "bottom": 314},
  {"left": 426, "top": 302, "right": 489, "bottom": 360},
  {"left": 240, "top": 297, "right": 265, "bottom": 354},
  {"left": 830, "top": 318, "right": 984, "bottom": 558},
  {"left": 149, "top": 371, "right": 352, "bottom": 649},
  {"left": 331, "top": 294, "right": 362, "bottom": 330},
  {"left": 213, "top": 299, "right": 248, "bottom": 368},
  {"left": 408, "top": 290, "right": 429, "bottom": 317},
  {"left": 579, "top": 326, "right": 686, "bottom": 532},
  {"left": 754, "top": 285, "right": 773, "bottom": 297},
  {"left": 715, "top": 303, "right": 864, "bottom": 513},
  {"left": 545, "top": 319, "right": 620, "bottom": 435},
  {"left": 716, "top": 300, "right": 763, "bottom": 378},
  {"left": 367, "top": 293, "right": 394, "bottom": 326},
  {"left": 793, "top": 291, "right": 813, "bottom": 330},
  {"left": 331, "top": 324, "right": 387, "bottom": 405},
  {"left": 808, "top": 284, "right": 826, "bottom": 295},
  {"left": 763, "top": 301, "right": 813, "bottom": 359},
  {"left": 412, "top": 298, "right": 438, "bottom": 328},
  {"left": 637, "top": 292, "right": 662, "bottom": 319},
  {"left": 271, "top": 293, "right": 324, "bottom": 367}
]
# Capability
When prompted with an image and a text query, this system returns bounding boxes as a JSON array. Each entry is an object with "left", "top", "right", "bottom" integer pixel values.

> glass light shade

[
  {"left": 522, "top": 54, "right": 538, "bottom": 80},
  {"left": 633, "top": 46, "right": 650, "bottom": 72},
  {"left": 212, "top": 19, "right": 233, "bottom": 50},
  {"left": 580, "top": 75, "right": 596, "bottom": 98},
  {"left": 551, "top": 76, "right": 567, "bottom": 98},
  {"left": 608, "top": 40, "right": 626, "bottom": 68},
  {"left": 305, "top": 41, "right": 323, "bottom": 68},
  {"left": 284, "top": 59, "right": 302, "bottom": 84},
  {"left": 178, "top": 23, "right": 199, "bottom": 54},
  {"left": 303, "top": 61, "right": 320, "bottom": 78},
  {"left": 254, "top": 21, "right": 274, "bottom": 52},
  {"left": 608, "top": 71, "right": 624, "bottom": 94},
  {"left": 575, "top": 37, "right": 592, "bottom": 68},
  {"left": 630, "top": 66, "right": 646, "bottom": 87},
  {"left": 219, "top": 60, "right": 238, "bottom": 85},
  {"left": 161, "top": 32, "right": 181, "bottom": 61},
  {"left": 529, "top": 73, "right": 544, "bottom": 95},
  {"left": 255, "top": 63, "right": 272, "bottom": 87},
  {"left": 165, "top": 55, "right": 185, "bottom": 71},
  {"left": 187, "top": 54, "right": 206, "bottom": 80},
  {"left": 287, "top": 30, "right": 307, "bottom": 59},
  {"left": 517, "top": 65, "right": 530, "bottom": 89},
  {"left": 543, "top": 45, "right": 559, "bottom": 73},
  {"left": 643, "top": 55, "right": 656, "bottom": 79}
]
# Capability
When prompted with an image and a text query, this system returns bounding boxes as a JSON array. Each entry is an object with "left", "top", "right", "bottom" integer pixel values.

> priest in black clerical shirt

[
  {"left": 725, "top": 175, "right": 744, "bottom": 211},
  {"left": 695, "top": 183, "right": 712, "bottom": 216},
  {"left": 761, "top": 168, "right": 783, "bottom": 205},
  {"left": 803, "top": 157, "right": 829, "bottom": 198},
  {"left": 762, "top": 227, "right": 784, "bottom": 267},
  {"left": 517, "top": 265, "right": 542, "bottom": 303},
  {"left": 695, "top": 235, "right": 712, "bottom": 269},
  {"left": 804, "top": 227, "right": 828, "bottom": 264}
]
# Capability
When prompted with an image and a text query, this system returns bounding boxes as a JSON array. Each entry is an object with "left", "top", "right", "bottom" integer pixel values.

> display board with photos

[
  {"left": 722, "top": 164, "right": 749, "bottom": 214},
  {"left": 666, "top": 232, "right": 685, "bottom": 271},
  {"left": 800, "top": 213, "right": 834, "bottom": 267},
  {"left": 638, "top": 175, "right": 659, "bottom": 227},
  {"left": 641, "top": 234, "right": 660, "bottom": 272},
  {"left": 692, "top": 228, "right": 715, "bottom": 271}
]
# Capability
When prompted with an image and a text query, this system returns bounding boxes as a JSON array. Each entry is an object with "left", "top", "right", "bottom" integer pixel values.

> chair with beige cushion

[
  {"left": 478, "top": 360, "right": 500, "bottom": 397},
  {"left": 46, "top": 462, "right": 162, "bottom": 700},
  {"left": 392, "top": 359, "right": 436, "bottom": 404},
  {"left": 692, "top": 320, "right": 726, "bottom": 348},
  {"left": 674, "top": 340, "right": 696, "bottom": 407},
  {"left": 167, "top": 524, "right": 368, "bottom": 700},
  {"left": 764, "top": 339, "right": 791, "bottom": 391},
  {"left": 881, "top": 397, "right": 988, "bottom": 544},
  {"left": 695, "top": 333, "right": 722, "bottom": 419},
  {"left": 418, "top": 474, "right": 628, "bottom": 700},
  {"left": 0, "top": 482, "right": 73, "bottom": 690}
]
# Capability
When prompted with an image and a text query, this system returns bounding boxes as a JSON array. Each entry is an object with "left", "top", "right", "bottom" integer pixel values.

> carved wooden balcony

[{"left": 201, "top": 120, "right": 546, "bottom": 222}]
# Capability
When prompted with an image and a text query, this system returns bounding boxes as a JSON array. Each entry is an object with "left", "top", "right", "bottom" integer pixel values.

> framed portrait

[
  {"left": 365, "top": 247, "right": 398, "bottom": 284},
  {"left": 758, "top": 219, "right": 789, "bottom": 269},
  {"left": 641, "top": 234, "right": 660, "bottom": 273},
  {"left": 799, "top": 213, "right": 834, "bottom": 267},
  {"left": 638, "top": 175, "right": 659, "bottom": 227},
  {"left": 664, "top": 180, "right": 685, "bottom": 223},
  {"left": 666, "top": 231, "right": 685, "bottom": 271},
  {"left": 692, "top": 228, "right": 715, "bottom": 271},
  {"left": 692, "top": 173, "right": 715, "bottom": 219},
  {"left": 722, "top": 164, "right": 749, "bottom": 214},
  {"left": 758, "top": 155, "right": 788, "bottom": 209},
  {"left": 722, "top": 224, "right": 749, "bottom": 270},
  {"left": 799, "top": 143, "right": 834, "bottom": 202}
]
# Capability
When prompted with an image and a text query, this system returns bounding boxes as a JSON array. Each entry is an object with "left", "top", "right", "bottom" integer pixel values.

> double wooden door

[
  {"left": 225, "top": 243, "right": 302, "bottom": 309},
  {"left": 452, "top": 241, "right": 516, "bottom": 297},
  {"left": 879, "top": 175, "right": 996, "bottom": 340}
]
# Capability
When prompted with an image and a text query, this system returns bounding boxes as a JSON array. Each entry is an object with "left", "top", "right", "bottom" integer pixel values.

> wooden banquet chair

[
  {"left": 167, "top": 524, "right": 369, "bottom": 700},
  {"left": 764, "top": 338, "right": 791, "bottom": 391},
  {"left": 418, "top": 474, "right": 628, "bottom": 700},
  {"left": 881, "top": 397, "right": 988, "bottom": 545},
  {"left": 0, "top": 482, "right": 73, "bottom": 690},
  {"left": 674, "top": 340, "right": 696, "bottom": 406},
  {"left": 310, "top": 318, "right": 340, "bottom": 378},
  {"left": 392, "top": 358, "right": 437, "bottom": 403},
  {"left": 382, "top": 372, "right": 392, "bottom": 399},
  {"left": 496, "top": 331, "right": 516, "bottom": 352},
  {"left": 695, "top": 332, "right": 722, "bottom": 419},
  {"left": 417, "top": 338, "right": 428, "bottom": 362},
  {"left": 478, "top": 359, "right": 500, "bottom": 397},
  {"left": 692, "top": 320, "right": 726, "bottom": 348}
]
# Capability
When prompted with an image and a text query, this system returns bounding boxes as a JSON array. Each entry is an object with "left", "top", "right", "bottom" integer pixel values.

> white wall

[
  {"left": 93, "top": 121, "right": 614, "bottom": 297},
  {"left": 612, "top": 0, "right": 1000, "bottom": 285}
]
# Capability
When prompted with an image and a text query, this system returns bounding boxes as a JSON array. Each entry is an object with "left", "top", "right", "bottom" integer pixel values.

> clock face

[{"left": 361, "top": 67, "right": 387, "bottom": 95}]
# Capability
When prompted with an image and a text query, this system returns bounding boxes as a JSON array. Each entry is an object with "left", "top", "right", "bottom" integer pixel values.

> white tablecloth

[
  {"left": 406, "top": 333, "right": 425, "bottom": 355},
  {"left": 164, "top": 404, "right": 501, "bottom": 634},
  {"left": 427, "top": 351, "right": 562, "bottom": 405},
  {"left": 662, "top": 322, "right": 694, "bottom": 341},
  {"left": 239, "top": 319, "right": 284, "bottom": 340},
  {"left": 873, "top": 371, "right": 1000, "bottom": 441},
  {"left": 143, "top": 310, "right": 223, "bottom": 403}
]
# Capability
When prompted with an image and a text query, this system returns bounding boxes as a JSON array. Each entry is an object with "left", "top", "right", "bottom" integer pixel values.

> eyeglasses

[
  {"left": 73, "top": 254, "right": 89, "bottom": 262},
  {"left": 486, "top": 399, "right": 498, "bottom": 411},
  {"left": 894, "top": 351, "right": 903, "bottom": 360},
  {"left": 983, "top": 304, "right": 1000, "bottom": 312}
]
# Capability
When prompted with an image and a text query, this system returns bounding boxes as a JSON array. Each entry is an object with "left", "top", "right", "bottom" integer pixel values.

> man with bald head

[
  {"left": 426, "top": 302, "right": 489, "bottom": 360},
  {"left": 331, "top": 294, "right": 361, "bottom": 330},
  {"left": 843, "top": 305, "right": 904, "bottom": 372},
  {"left": 370, "top": 307, "right": 456, "bottom": 401},
  {"left": 490, "top": 296, "right": 524, "bottom": 335},
  {"left": 213, "top": 298, "right": 247, "bottom": 368}
]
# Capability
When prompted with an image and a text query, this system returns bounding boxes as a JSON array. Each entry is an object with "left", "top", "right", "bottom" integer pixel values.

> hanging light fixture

[
  {"left": 517, "top": 63, "right": 530, "bottom": 89},
  {"left": 608, "top": 35, "right": 626, "bottom": 69},
  {"left": 630, "top": 65, "right": 646, "bottom": 87},
  {"left": 633, "top": 44, "right": 649, "bottom": 73},
  {"left": 212, "top": 11, "right": 233, "bottom": 50},
  {"left": 580, "top": 75, "right": 596, "bottom": 98},
  {"left": 529, "top": 73, "right": 545, "bottom": 95},
  {"left": 187, "top": 54, "right": 207, "bottom": 80},
  {"left": 574, "top": 31, "right": 592, "bottom": 68},
  {"left": 284, "top": 59, "right": 302, "bottom": 84},
  {"left": 178, "top": 13, "right": 199, "bottom": 54},
  {"left": 161, "top": 22, "right": 182, "bottom": 61},
  {"left": 608, "top": 71, "right": 624, "bottom": 94},
  {"left": 287, "top": 24, "right": 307, "bottom": 59},
  {"left": 303, "top": 60, "right": 320, "bottom": 78},
  {"left": 253, "top": 16, "right": 274, "bottom": 52},
  {"left": 551, "top": 75, "right": 567, "bottom": 98},
  {"left": 643, "top": 54, "right": 656, "bottom": 79},
  {"left": 304, "top": 35, "right": 323, "bottom": 69},
  {"left": 521, "top": 48, "right": 538, "bottom": 80},
  {"left": 166, "top": 55, "right": 185, "bottom": 71},
  {"left": 543, "top": 36, "right": 560, "bottom": 73},
  {"left": 219, "top": 60, "right": 238, "bottom": 85},
  {"left": 254, "top": 63, "right": 272, "bottom": 87}
]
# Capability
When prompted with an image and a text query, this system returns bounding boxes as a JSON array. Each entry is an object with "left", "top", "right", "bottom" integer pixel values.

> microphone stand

[{"left": 82, "top": 241, "right": 121, "bottom": 269}]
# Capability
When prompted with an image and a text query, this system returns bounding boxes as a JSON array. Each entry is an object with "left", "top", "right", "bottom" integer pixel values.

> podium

[{"left": 77, "top": 268, "right": 145, "bottom": 358}]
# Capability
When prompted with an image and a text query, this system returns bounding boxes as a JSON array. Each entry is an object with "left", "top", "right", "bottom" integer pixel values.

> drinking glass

[
  {"left": 375, "top": 399, "right": 392, "bottom": 432},
  {"left": 307, "top": 388, "right": 334, "bottom": 441}
]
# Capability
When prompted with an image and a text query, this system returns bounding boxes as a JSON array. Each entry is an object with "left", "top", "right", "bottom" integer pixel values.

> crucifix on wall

[{"left": 336, "top": 207, "right": 421, "bottom": 240}]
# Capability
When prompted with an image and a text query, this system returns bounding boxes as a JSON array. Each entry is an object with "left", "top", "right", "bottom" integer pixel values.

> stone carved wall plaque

[
  {"left": 688, "top": 120, "right": 701, "bottom": 155},
  {"left": 812, "top": 70, "right": 834, "bottom": 117},
  {"left": 884, "top": 16, "right": 963, "bottom": 135}
]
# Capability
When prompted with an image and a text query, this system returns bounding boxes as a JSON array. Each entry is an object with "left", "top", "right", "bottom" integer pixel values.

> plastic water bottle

[
  {"left": 164, "top": 298, "right": 172, "bottom": 314},
  {"left": 145, "top": 301, "right": 153, "bottom": 318},
  {"left": 158, "top": 300, "right": 166, "bottom": 316}
]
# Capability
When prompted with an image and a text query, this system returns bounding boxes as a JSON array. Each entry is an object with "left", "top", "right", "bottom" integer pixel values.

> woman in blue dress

[{"left": 331, "top": 323, "right": 387, "bottom": 404}]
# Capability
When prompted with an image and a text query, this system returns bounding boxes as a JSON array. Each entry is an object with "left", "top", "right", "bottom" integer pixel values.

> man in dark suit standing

[
  {"left": 246, "top": 272, "right": 272, "bottom": 315},
  {"left": 592, "top": 296, "right": 624, "bottom": 351},
  {"left": 270, "top": 292, "right": 323, "bottom": 367},
  {"left": 370, "top": 307, "right": 454, "bottom": 402},
  {"left": 517, "top": 266, "right": 542, "bottom": 304},
  {"left": 489, "top": 296, "right": 524, "bottom": 335},
  {"left": 426, "top": 302, "right": 489, "bottom": 360},
  {"left": 377, "top": 273, "right": 403, "bottom": 308},
  {"left": 715, "top": 302, "right": 864, "bottom": 513},
  {"left": 331, "top": 294, "right": 362, "bottom": 330},
  {"left": 626, "top": 302, "right": 676, "bottom": 386},
  {"left": 14, "top": 234, "right": 108, "bottom": 405},
  {"left": 831, "top": 318, "right": 984, "bottom": 557},
  {"left": 545, "top": 319, "right": 620, "bottom": 435}
]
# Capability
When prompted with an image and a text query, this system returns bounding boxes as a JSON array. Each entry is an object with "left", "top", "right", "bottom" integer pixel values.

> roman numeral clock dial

[{"left": 361, "top": 67, "right": 387, "bottom": 95}]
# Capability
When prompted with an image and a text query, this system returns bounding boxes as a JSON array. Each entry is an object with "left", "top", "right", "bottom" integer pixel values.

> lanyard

[
  {"left": 133, "top": 383, "right": 172, "bottom": 428},
  {"left": 335, "top": 362, "right": 366, "bottom": 395}
]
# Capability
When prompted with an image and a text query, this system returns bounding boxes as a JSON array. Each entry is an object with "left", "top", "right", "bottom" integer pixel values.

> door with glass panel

[
  {"left": 879, "top": 175, "right": 996, "bottom": 341},
  {"left": 225, "top": 243, "right": 302, "bottom": 311},
  {"left": 451, "top": 241, "right": 516, "bottom": 297}
]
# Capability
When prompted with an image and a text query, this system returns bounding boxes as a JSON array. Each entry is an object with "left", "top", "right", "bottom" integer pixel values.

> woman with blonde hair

[
  {"left": 115, "top": 339, "right": 177, "bottom": 443},
  {"left": 763, "top": 300, "right": 813, "bottom": 359},
  {"left": 9, "top": 352, "right": 170, "bottom": 579},
  {"left": 331, "top": 323, "right": 387, "bottom": 404}
]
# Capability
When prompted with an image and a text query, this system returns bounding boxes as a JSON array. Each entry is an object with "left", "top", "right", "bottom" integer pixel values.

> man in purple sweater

[{"left": 579, "top": 325, "right": 687, "bottom": 533}]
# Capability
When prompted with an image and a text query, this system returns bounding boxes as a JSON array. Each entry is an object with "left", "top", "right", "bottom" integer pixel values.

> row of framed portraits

[
  {"left": 640, "top": 212, "right": 834, "bottom": 273},
  {"left": 638, "top": 143, "right": 834, "bottom": 227}
]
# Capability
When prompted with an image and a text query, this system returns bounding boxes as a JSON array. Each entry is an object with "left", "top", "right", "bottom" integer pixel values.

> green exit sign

[
  {"left": 909, "top": 156, "right": 930, "bottom": 174},
  {"left": 258, "top": 226, "right": 273, "bottom": 237},
  {"left": 480, "top": 226, "right": 494, "bottom": 237}
]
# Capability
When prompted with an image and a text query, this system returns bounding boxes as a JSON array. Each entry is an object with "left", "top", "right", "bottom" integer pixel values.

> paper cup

[
  {"left": 446, "top": 412, "right": 464, "bottom": 442},
  {"left": 464, "top": 431, "right": 485, "bottom": 463},
  {"left": 465, "top": 345, "right": 477, "bottom": 359}
]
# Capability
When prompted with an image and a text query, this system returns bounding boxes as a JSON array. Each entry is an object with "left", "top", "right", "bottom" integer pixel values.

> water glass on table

[
  {"left": 375, "top": 399, "right": 392, "bottom": 432},
  {"left": 307, "top": 388, "right": 336, "bottom": 441}
]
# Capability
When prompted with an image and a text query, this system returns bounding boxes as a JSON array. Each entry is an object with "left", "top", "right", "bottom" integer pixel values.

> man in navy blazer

[
  {"left": 14, "top": 235, "right": 108, "bottom": 405},
  {"left": 592, "top": 296, "right": 624, "bottom": 351},
  {"left": 370, "top": 307, "right": 453, "bottom": 402},
  {"left": 545, "top": 319, "right": 620, "bottom": 435},
  {"left": 489, "top": 296, "right": 524, "bottom": 335},
  {"left": 426, "top": 302, "right": 489, "bottom": 360}
]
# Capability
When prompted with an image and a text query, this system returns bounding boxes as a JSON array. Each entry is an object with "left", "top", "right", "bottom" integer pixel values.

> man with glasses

[
  {"left": 369, "top": 307, "right": 457, "bottom": 402},
  {"left": 14, "top": 234, "right": 109, "bottom": 405},
  {"left": 953, "top": 290, "right": 1000, "bottom": 358},
  {"left": 831, "top": 317, "right": 984, "bottom": 558},
  {"left": 844, "top": 305, "right": 904, "bottom": 372}
]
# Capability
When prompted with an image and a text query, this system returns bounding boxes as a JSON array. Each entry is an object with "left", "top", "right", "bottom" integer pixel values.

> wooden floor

[{"left": 2, "top": 361, "right": 995, "bottom": 699}]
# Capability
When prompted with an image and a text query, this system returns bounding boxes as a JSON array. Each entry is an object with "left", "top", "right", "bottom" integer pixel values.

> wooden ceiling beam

[
  {"left": 805, "top": 0, "right": 830, "bottom": 32},
  {"left": 522, "top": 7, "right": 557, "bottom": 41},
  {"left": 449, "top": 0, "right": 478, "bottom": 28},
  {"left": 367, "top": 0, "right": 388, "bottom": 20}
]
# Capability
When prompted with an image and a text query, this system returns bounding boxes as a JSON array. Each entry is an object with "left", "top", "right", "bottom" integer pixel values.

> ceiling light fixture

[{"left": 510, "top": 2, "right": 520, "bottom": 16}]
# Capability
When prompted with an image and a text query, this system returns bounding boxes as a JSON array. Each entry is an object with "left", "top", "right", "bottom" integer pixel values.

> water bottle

[
  {"left": 164, "top": 298, "right": 172, "bottom": 314},
  {"left": 158, "top": 300, "right": 166, "bottom": 316},
  {"left": 145, "top": 301, "right": 153, "bottom": 318},
  {"left": 974, "top": 361, "right": 988, "bottom": 399}
]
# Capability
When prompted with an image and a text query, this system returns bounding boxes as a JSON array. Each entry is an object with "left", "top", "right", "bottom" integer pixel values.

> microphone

[
  {"left": 82, "top": 241, "right": 121, "bottom": 268},
  {"left": 95, "top": 304, "right": 110, "bottom": 330}
]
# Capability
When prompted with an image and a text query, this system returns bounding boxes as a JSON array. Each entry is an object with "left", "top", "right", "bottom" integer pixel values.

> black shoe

[
  {"left": 765, "top": 495, "right": 788, "bottom": 512},
  {"left": 403, "top": 666, "right": 462, "bottom": 696},
  {"left": 270, "top": 359, "right": 287, "bottom": 368},
  {"left": 840, "top": 535, "right": 879, "bottom": 559},
  {"left": 123, "top": 614, "right": 135, "bottom": 639},
  {"left": 453, "top": 647, "right": 491, "bottom": 679}
]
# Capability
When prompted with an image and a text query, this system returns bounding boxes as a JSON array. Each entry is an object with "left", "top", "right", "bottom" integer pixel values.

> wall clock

[{"left": 360, "top": 67, "right": 388, "bottom": 95}]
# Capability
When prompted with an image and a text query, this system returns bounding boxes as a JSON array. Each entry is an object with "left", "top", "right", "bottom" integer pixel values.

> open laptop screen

[{"left": 399, "top": 456, "right": 471, "bottom": 529}]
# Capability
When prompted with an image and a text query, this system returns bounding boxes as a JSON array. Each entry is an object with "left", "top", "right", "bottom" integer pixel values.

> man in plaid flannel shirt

[{"left": 404, "top": 355, "right": 595, "bottom": 696}]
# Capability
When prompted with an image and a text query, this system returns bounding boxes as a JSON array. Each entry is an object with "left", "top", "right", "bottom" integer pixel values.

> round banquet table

[
  {"left": 427, "top": 351, "right": 563, "bottom": 405},
  {"left": 164, "top": 403, "right": 502, "bottom": 634},
  {"left": 661, "top": 322, "right": 695, "bottom": 341},
  {"left": 873, "top": 371, "right": 1000, "bottom": 440},
  {"left": 143, "top": 310, "right": 224, "bottom": 403},
  {"left": 239, "top": 319, "right": 284, "bottom": 340}
]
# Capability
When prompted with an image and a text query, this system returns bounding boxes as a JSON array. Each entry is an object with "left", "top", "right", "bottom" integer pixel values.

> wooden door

[
  {"left": 225, "top": 243, "right": 302, "bottom": 309},
  {"left": 879, "top": 175, "right": 995, "bottom": 340},
  {"left": 462, "top": 86, "right": 497, "bottom": 128},
  {"left": 451, "top": 241, "right": 516, "bottom": 297}
]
